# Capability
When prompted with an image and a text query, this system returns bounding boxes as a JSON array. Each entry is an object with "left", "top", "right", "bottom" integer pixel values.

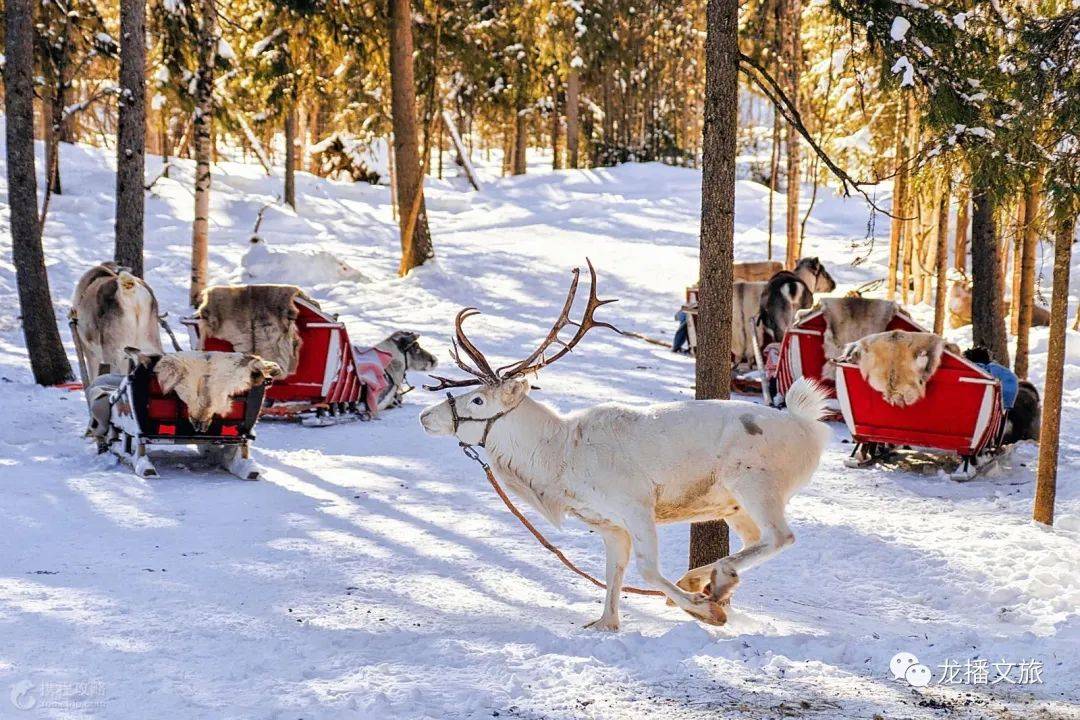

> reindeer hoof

[
  {"left": 584, "top": 617, "right": 620, "bottom": 632},
  {"left": 710, "top": 565, "right": 740, "bottom": 605},
  {"left": 686, "top": 593, "right": 728, "bottom": 626}
]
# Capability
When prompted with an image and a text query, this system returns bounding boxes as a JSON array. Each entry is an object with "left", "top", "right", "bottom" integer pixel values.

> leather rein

[{"left": 451, "top": 398, "right": 664, "bottom": 598}]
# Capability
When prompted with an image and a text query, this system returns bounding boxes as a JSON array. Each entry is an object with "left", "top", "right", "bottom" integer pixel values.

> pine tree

[{"left": 115, "top": 0, "right": 148, "bottom": 277}]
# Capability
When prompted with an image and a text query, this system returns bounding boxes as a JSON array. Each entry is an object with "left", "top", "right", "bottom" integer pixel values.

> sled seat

[
  {"left": 835, "top": 350, "right": 1004, "bottom": 458},
  {"left": 122, "top": 361, "right": 266, "bottom": 443},
  {"left": 183, "top": 295, "right": 369, "bottom": 420},
  {"left": 776, "top": 306, "right": 922, "bottom": 401}
]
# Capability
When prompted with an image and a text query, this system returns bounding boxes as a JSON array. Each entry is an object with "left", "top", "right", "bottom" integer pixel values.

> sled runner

[
  {"left": 835, "top": 349, "right": 1007, "bottom": 479},
  {"left": 183, "top": 293, "right": 372, "bottom": 426}
]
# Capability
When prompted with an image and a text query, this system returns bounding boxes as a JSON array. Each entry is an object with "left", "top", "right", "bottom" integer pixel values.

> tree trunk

[
  {"left": 284, "top": 109, "right": 297, "bottom": 208},
  {"left": 887, "top": 97, "right": 910, "bottom": 300},
  {"left": 389, "top": 0, "right": 434, "bottom": 274},
  {"left": 933, "top": 176, "right": 950, "bottom": 335},
  {"left": 781, "top": 0, "right": 802, "bottom": 267},
  {"left": 1033, "top": 211, "right": 1076, "bottom": 526},
  {"left": 1015, "top": 179, "right": 1041, "bottom": 379},
  {"left": 189, "top": 0, "right": 217, "bottom": 306},
  {"left": 4, "top": 0, "right": 73, "bottom": 385},
  {"left": 551, "top": 75, "right": 562, "bottom": 170},
  {"left": 970, "top": 185, "right": 1009, "bottom": 364},
  {"left": 690, "top": 0, "right": 738, "bottom": 569},
  {"left": 767, "top": 111, "right": 780, "bottom": 261},
  {"left": 1009, "top": 198, "right": 1024, "bottom": 335},
  {"left": 43, "top": 91, "right": 63, "bottom": 195},
  {"left": 115, "top": 0, "right": 147, "bottom": 277},
  {"left": 954, "top": 185, "right": 970, "bottom": 273},
  {"left": 566, "top": 65, "right": 580, "bottom": 169}
]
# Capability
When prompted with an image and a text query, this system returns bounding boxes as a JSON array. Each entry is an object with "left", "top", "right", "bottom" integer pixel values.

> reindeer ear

[
  {"left": 499, "top": 378, "right": 530, "bottom": 405},
  {"left": 155, "top": 356, "right": 183, "bottom": 393}
]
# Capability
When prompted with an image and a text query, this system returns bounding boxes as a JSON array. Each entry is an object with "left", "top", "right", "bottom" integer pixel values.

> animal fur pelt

[
  {"left": 844, "top": 330, "right": 946, "bottom": 407},
  {"left": 71, "top": 262, "right": 163, "bottom": 381},
  {"left": 195, "top": 285, "right": 316, "bottom": 375},
  {"left": 820, "top": 297, "right": 897, "bottom": 380},
  {"left": 153, "top": 351, "right": 283, "bottom": 432}
]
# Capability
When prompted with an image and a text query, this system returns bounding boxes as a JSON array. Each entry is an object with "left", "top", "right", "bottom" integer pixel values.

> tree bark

[
  {"left": 1033, "top": 211, "right": 1076, "bottom": 526},
  {"left": 768, "top": 111, "right": 781, "bottom": 261},
  {"left": 189, "top": 0, "right": 217, "bottom": 306},
  {"left": 1009, "top": 198, "right": 1025, "bottom": 335},
  {"left": 389, "top": 0, "right": 434, "bottom": 274},
  {"left": 566, "top": 65, "right": 580, "bottom": 169},
  {"left": 551, "top": 75, "right": 562, "bottom": 170},
  {"left": 970, "top": 185, "right": 1009, "bottom": 364},
  {"left": 933, "top": 176, "right": 950, "bottom": 335},
  {"left": 1015, "top": 179, "right": 1041, "bottom": 379},
  {"left": 4, "top": 0, "right": 73, "bottom": 385},
  {"left": 690, "top": 0, "right": 738, "bottom": 569},
  {"left": 284, "top": 109, "right": 297, "bottom": 208},
  {"left": 115, "top": 0, "right": 147, "bottom": 277},
  {"left": 954, "top": 185, "right": 970, "bottom": 273},
  {"left": 887, "top": 97, "right": 910, "bottom": 300},
  {"left": 781, "top": 0, "right": 802, "bottom": 267}
]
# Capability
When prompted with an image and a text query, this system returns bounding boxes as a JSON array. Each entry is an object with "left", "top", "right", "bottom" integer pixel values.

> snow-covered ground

[{"left": 1, "top": 136, "right": 1079, "bottom": 719}]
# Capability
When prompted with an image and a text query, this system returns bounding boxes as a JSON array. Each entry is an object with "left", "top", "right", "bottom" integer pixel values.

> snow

[
  {"left": 890, "top": 16, "right": 911, "bottom": 42},
  {"left": 891, "top": 55, "right": 916, "bottom": 87},
  {"left": 1, "top": 130, "right": 1079, "bottom": 719}
]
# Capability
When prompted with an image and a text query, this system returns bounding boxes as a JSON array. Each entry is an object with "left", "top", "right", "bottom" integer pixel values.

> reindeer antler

[
  {"left": 497, "top": 259, "right": 624, "bottom": 379},
  {"left": 425, "top": 260, "right": 622, "bottom": 391}
]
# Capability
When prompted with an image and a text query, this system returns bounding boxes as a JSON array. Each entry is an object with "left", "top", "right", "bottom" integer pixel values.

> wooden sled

[{"left": 183, "top": 295, "right": 370, "bottom": 426}]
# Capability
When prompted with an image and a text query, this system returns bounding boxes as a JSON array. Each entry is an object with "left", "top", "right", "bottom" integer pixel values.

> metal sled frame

[{"left": 183, "top": 296, "right": 369, "bottom": 426}]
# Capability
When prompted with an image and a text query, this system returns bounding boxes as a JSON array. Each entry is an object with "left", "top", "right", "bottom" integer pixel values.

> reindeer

[{"left": 420, "top": 262, "right": 832, "bottom": 631}]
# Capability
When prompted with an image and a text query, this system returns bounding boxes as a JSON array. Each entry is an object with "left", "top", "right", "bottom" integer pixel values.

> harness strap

[{"left": 459, "top": 443, "right": 665, "bottom": 597}]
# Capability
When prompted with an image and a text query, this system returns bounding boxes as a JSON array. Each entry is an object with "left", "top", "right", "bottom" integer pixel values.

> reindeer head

[{"left": 419, "top": 260, "right": 621, "bottom": 447}]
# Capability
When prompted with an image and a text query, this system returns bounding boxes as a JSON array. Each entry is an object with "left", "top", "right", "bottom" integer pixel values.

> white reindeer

[{"left": 420, "top": 262, "right": 831, "bottom": 631}]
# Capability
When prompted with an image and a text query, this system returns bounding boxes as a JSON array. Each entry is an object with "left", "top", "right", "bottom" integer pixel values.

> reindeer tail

[{"left": 784, "top": 377, "right": 831, "bottom": 425}]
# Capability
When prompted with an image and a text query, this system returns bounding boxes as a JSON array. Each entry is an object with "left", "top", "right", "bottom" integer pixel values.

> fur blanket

[
  {"left": 821, "top": 297, "right": 897, "bottom": 380},
  {"left": 155, "top": 351, "right": 282, "bottom": 431},
  {"left": 844, "top": 330, "right": 946, "bottom": 407},
  {"left": 195, "top": 285, "right": 315, "bottom": 375}
]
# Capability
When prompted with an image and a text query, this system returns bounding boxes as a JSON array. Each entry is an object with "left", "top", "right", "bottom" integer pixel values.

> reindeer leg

[
  {"left": 584, "top": 525, "right": 631, "bottom": 632},
  {"left": 625, "top": 517, "right": 727, "bottom": 626},
  {"left": 676, "top": 511, "right": 761, "bottom": 597},
  {"left": 706, "top": 487, "right": 795, "bottom": 603}
]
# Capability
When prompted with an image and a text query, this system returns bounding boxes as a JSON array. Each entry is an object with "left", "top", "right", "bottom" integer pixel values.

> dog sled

[
  {"left": 835, "top": 349, "right": 1007, "bottom": 479},
  {"left": 182, "top": 288, "right": 372, "bottom": 426}
]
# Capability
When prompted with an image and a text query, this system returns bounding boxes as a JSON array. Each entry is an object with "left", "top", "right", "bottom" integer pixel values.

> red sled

[
  {"left": 183, "top": 296, "right": 370, "bottom": 426},
  {"left": 835, "top": 349, "right": 1005, "bottom": 477}
]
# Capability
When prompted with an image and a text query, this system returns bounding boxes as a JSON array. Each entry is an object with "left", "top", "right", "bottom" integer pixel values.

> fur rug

[
  {"left": 845, "top": 330, "right": 945, "bottom": 407},
  {"left": 155, "top": 351, "right": 282, "bottom": 430},
  {"left": 195, "top": 285, "right": 315, "bottom": 375},
  {"left": 821, "top": 297, "right": 897, "bottom": 380}
]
